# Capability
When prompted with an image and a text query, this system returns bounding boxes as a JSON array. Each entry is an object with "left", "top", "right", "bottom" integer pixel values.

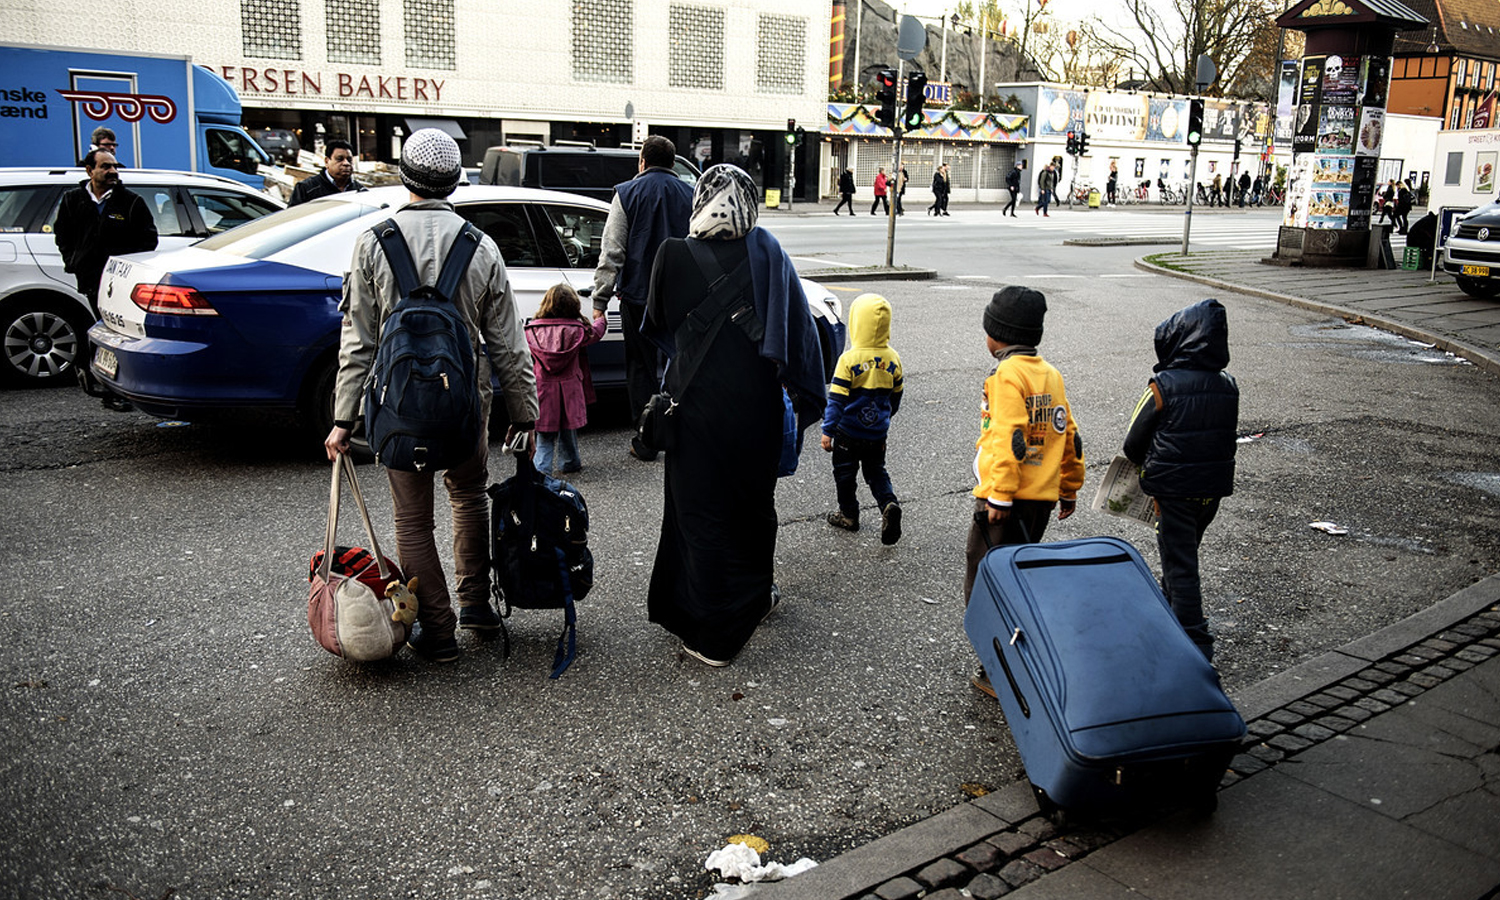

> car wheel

[
  {"left": 0, "top": 294, "right": 92, "bottom": 387},
  {"left": 1454, "top": 275, "right": 1500, "bottom": 299},
  {"left": 301, "top": 355, "right": 372, "bottom": 461}
]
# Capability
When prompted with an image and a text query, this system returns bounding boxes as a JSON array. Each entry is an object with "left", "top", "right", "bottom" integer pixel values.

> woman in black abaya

[{"left": 642, "top": 165, "right": 826, "bottom": 666}]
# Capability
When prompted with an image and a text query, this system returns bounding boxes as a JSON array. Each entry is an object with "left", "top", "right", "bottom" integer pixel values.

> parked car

[
  {"left": 478, "top": 144, "right": 700, "bottom": 202},
  {"left": 88, "top": 184, "right": 845, "bottom": 437},
  {"left": 253, "top": 128, "right": 302, "bottom": 165},
  {"left": 1443, "top": 201, "right": 1500, "bottom": 299},
  {"left": 0, "top": 167, "right": 285, "bottom": 386}
]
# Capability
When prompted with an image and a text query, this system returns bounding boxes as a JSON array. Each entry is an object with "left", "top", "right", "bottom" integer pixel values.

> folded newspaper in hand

[{"left": 1092, "top": 456, "right": 1158, "bottom": 527}]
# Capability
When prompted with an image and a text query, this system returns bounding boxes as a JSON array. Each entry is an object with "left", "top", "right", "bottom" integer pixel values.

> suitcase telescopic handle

[{"left": 991, "top": 636, "right": 1031, "bottom": 718}]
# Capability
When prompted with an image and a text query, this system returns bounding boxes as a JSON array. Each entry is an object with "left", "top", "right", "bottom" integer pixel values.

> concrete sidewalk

[
  {"left": 752, "top": 255, "right": 1500, "bottom": 900},
  {"left": 756, "top": 578, "right": 1500, "bottom": 900},
  {"left": 1136, "top": 248, "right": 1500, "bottom": 377}
]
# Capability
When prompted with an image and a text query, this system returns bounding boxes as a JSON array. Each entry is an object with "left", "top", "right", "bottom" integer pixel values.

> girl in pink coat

[{"left": 525, "top": 283, "right": 608, "bottom": 474}]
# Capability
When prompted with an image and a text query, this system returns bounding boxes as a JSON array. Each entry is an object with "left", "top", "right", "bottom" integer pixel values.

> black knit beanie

[{"left": 984, "top": 286, "right": 1047, "bottom": 345}]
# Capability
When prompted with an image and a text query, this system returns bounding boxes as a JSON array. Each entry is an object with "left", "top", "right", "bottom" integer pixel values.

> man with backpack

[{"left": 324, "top": 128, "right": 539, "bottom": 663}]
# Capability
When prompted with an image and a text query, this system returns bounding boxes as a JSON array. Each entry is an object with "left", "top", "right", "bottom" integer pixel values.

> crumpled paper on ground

[{"left": 705, "top": 841, "right": 818, "bottom": 883}]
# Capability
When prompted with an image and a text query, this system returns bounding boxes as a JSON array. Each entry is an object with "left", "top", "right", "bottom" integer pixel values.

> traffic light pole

[
  {"left": 885, "top": 61, "right": 904, "bottom": 268},
  {"left": 1181, "top": 145, "right": 1199, "bottom": 256}
]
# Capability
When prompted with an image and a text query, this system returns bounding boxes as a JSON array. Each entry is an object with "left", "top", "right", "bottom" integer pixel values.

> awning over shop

[
  {"left": 404, "top": 117, "right": 467, "bottom": 139},
  {"left": 825, "top": 104, "right": 1028, "bottom": 142}
]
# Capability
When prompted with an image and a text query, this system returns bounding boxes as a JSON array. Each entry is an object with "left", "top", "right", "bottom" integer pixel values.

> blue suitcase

[{"left": 964, "top": 536, "right": 1246, "bottom": 815}]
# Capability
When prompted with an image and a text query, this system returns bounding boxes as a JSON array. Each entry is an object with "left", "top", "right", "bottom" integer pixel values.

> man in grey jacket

[{"left": 324, "top": 128, "right": 539, "bottom": 663}]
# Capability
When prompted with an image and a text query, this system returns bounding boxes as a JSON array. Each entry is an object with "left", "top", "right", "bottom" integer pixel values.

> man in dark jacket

[
  {"left": 54, "top": 149, "right": 158, "bottom": 408},
  {"left": 833, "top": 168, "right": 856, "bottom": 215},
  {"left": 591, "top": 134, "right": 694, "bottom": 461},
  {"left": 1123, "top": 299, "right": 1239, "bottom": 662},
  {"left": 1035, "top": 162, "right": 1058, "bottom": 216},
  {"left": 1003, "top": 163, "right": 1021, "bottom": 216},
  {"left": 288, "top": 139, "right": 366, "bottom": 205}
]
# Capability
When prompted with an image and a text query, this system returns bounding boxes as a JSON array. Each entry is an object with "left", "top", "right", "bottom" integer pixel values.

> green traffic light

[{"left": 785, "top": 132, "right": 796, "bottom": 144}]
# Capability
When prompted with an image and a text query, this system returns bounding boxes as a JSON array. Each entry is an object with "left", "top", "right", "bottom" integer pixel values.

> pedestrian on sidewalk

[
  {"left": 870, "top": 167, "right": 890, "bottom": 216},
  {"left": 1211, "top": 173, "right": 1223, "bottom": 208},
  {"left": 1003, "top": 163, "right": 1021, "bottom": 217},
  {"left": 833, "top": 167, "right": 856, "bottom": 216},
  {"left": 1393, "top": 180, "right": 1414, "bottom": 234},
  {"left": 1375, "top": 179, "right": 1396, "bottom": 225},
  {"left": 895, "top": 165, "right": 909, "bottom": 216},
  {"left": 1035, "top": 163, "right": 1058, "bottom": 216},
  {"left": 964, "top": 286, "right": 1083, "bottom": 697},
  {"left": 525, "top": 282, "right": 608, "bottom": 475},
  {"left": 1237, "top": 172, "right": 1251, "bottom": 207},
  {"left": 1122, "top": 299, "right": 1238, "bottom": 663},
  {"left": 1106, "top": 161, "right": 1118, "bottom": 206},
  {"left": 929, "top": 164, "right": 950, "bottom": 216},
  {"left": 822, "top": 292, "right": 904, "bottom": 545}
]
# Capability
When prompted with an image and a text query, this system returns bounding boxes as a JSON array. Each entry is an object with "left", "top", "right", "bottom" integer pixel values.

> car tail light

[{"left": 130, "top": 284, "right": 219, "bottom": 316}]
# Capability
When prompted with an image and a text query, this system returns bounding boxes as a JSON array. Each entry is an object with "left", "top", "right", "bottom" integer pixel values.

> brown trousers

[{"left": 385, "top": 434, "right": 491, "bottom": 639}]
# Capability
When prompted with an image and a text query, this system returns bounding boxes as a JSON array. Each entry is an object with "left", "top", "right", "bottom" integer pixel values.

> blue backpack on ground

[{"left": 365, "top": 219, "right": 484, "bottom": 472}]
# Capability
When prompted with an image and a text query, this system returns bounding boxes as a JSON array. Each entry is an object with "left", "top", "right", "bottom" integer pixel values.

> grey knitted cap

[{"left": 400, "top": 128, "right": 462, "bottom": 198}]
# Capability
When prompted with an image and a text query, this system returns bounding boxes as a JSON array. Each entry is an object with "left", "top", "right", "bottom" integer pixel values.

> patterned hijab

[{"left": 688, "top": 164, "right": 759, "bottom": 240}]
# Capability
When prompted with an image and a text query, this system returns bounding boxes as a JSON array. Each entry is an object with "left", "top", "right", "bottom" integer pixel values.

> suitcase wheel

[{"left": 1031, "top": 783, "right": 1071, "bottom": 829}]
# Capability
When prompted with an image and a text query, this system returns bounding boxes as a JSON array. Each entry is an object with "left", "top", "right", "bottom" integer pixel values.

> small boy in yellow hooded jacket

[
  {"left": 965, "top": 286, "right": 1085, "bottom": 697},
  {"left": 822, "top": 292, "right": 904, "bottom": 544}
]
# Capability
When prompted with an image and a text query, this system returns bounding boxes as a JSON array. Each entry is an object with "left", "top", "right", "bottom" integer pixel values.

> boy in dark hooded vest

[{"left": 1123, "top": 299, "right": 1239, "bottom": 662}]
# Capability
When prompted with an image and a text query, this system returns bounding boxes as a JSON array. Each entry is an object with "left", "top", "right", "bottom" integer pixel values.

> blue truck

[{"left": 0, "top": 44, "right": 270, "bottom": 186}]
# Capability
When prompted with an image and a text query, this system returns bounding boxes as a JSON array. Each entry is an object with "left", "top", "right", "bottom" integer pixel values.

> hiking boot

[
  {"left": 407, "top": 623, "right": 459, "bottom": 663},
  {"left": 970, "top": 667, "right": 997, "bottom": 699},
  {"left": 458, "top": 602, "right": 502, "bottom": 634},
  {"left": 682, "top": 644, "right": 731, "bottom": 667},
  {"left": 827, "top": 511, "right": 859, "bottom": 532},
  {"left": 880, "top": 502, "right": 902, "bottom": 546}
]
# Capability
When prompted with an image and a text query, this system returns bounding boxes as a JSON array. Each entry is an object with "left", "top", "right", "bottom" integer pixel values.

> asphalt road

[{"left": 3, "top": 207, "right": 1498, "bottom": 899}]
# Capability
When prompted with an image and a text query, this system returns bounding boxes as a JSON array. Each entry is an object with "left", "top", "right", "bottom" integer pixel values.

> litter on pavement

[
  {"left": 705, "top": 840, "right": 817, "bottom": 884},
  {"left": 1309, "top": 521, "right": 1350, "bottom": 535}
]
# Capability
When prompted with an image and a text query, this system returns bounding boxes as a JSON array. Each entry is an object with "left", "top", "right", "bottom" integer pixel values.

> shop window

[
  {"left": 405, "top": 0, "right": 455, "bottom": 69},
  {"left": 1446, "top": 151, "right": 1464, "bottom": 185},
  {"left": 756, "top": 14, "right": 806, "bottom": 95},
  {"left": 573, "top": 0, "right": 632, "bottom": 84},
  {"left": 241, "top": 0, "right": 301, "bottom": 59},
  {"left": 669, "top": 5, "right": 725, "bottom": 91},
  {"left": 328, "top": 0, "right": 380, "bottom": 65}
]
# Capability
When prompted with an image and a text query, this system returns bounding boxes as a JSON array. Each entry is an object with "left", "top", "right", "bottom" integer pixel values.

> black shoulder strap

[
  {"left": 371, "top": 219, "right": 420, "bottom": 299},
  {"left": 371, "top": 219, "right": 481, "bottom": 302},
  {"left": 668, "top": 239, "right": 753, "bottom": 399},
  {"left": 435, "top": 222, "right": 483, "bottom": 301}
]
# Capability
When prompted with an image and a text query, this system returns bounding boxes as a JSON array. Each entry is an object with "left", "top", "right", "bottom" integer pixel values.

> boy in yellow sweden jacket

[{"left": 965, "top": 286, "right": 1085, "bottom": 697}]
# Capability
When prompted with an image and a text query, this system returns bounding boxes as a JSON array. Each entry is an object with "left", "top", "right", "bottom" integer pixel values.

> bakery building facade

[{"left": 7, "top": 0, "right": 830, "bottom": 193}]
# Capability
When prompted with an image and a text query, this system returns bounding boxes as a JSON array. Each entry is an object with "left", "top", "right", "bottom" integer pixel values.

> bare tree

[{"left": 1084, "top": 0, "right": 1278, "bottom": 96}]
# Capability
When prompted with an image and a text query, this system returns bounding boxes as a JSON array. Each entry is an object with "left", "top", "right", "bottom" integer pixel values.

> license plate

[
  {"left": 94, "top": 347, "right": 118, "bottom": 379},
  {"left": 1461, "top": 264, "right": 1491, "bottom": 277}
]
